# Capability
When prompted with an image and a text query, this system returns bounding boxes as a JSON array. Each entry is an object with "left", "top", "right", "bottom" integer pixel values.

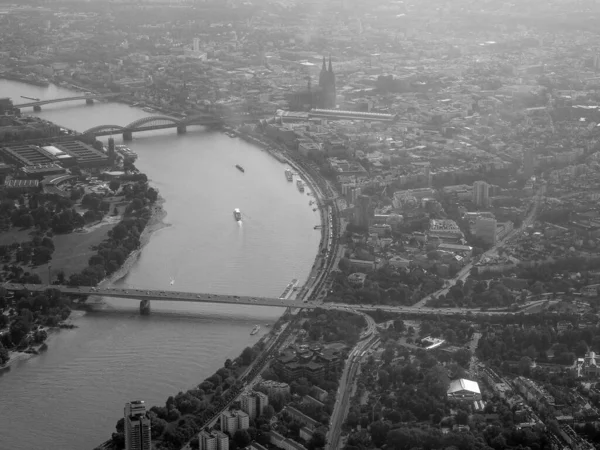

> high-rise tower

[
  {"left": 472, "top": 181, "right": 490, "bottom": 207},
  {"left": 124, "top": 401, "right": 151, "bottom": 450}
]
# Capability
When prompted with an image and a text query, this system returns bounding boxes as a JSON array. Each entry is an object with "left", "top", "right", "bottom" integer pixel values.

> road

[{"left": 326, "top": 315, "right": 378, "bottom": 450}]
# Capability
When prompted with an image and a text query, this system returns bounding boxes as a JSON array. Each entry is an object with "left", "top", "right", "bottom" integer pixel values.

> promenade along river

[{"left": 0, "top": 80, "right": 321, "bottom": 450}]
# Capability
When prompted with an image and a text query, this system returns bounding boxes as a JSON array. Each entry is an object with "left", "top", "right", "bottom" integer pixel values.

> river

[{"left": 0, "top": 80, "right": 321, "bottom": 450}]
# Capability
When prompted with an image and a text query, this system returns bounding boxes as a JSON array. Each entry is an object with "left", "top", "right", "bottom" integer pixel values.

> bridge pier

[
  {"left": 123, "top": 130, "right": 133, "bottom": 141},
  {"left": 86, "top": 98, "right": 94, "bottom": 105},
  {"left": 33, "top": 105, "right": 41, "bottom": 112},
  {"left": 140, "top": 299, "right": 151, "bottom": 315},
  {"left": 177, "top": 124, "right": 187, "bottom": 135}
]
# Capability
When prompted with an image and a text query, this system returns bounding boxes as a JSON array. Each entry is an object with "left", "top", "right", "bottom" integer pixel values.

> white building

[{"left": 447, "top": 379, "right": 482, "bottom": 402}]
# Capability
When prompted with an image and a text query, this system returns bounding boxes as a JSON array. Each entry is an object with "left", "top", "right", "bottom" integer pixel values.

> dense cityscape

[{"left": 2, "top": 0, "right": 600, "bottom": 450}]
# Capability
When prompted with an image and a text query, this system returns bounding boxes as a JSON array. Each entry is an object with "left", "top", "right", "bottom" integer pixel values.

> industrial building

[{"left": 52, "top": 140, "right": 109, "bottom": 167}]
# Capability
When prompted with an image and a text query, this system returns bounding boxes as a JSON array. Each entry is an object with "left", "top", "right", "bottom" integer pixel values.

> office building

[
  {"left": 193, "top": 37, "right": 201, "bottom": 52},
  {"left": 472, "top": 181, "right": 489, "bottom": 207},
  {"left": 220, "top": 410, "right": 249, "bottom": 435},
  {"left": 523, "top": 148, "right": 535, "bottom": 178},
  {"left": 199, "top": 429, "right": 229, "bottom": 450},
  {"left": 241, "top": 391, "right": 269, "bottom": 419},
  {"left": 354, "top": 195, "right": 373, "bottom": 228},
  {"left": 124, "top": 401, "right": 151, "bottom": 450},
  {"left": 476, "top": 217, "right": 497, "bottom": 245}
]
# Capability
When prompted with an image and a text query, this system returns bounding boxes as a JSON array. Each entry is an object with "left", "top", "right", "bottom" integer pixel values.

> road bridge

[
  {"left": 3, "top": 283, "right": 532, "bottom": 317},
  {"left": 82, "top": 114, "right": 251, "bottom": 140},
  {"left": 3, "top": 283, "right": 315, "bottom": 311},
  {"left": 14, "top": 93, "right": 121, "bottom": 110}
]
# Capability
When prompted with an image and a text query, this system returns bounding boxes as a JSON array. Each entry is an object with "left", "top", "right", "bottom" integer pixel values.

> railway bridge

[{"left": 82, "top": 114, "right": 250, "bottom": 140}]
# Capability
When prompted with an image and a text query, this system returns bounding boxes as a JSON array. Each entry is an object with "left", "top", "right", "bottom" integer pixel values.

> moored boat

[
  {"left": 285, "top": 168, "right": 293, "bottom": 181},
  {"left": 296, "top": 180, "right": 304, "bottom": 192}
]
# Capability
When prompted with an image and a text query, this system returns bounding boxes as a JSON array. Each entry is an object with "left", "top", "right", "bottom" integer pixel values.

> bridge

[
  {"left": 14, "top": 93, "right": 121, "bottom": 110},
  {"left": 82, "top": 114, "right": 249, "bottom": 141},
  {"left": 3, "top": 283, "right": 535, "bottom": 317},
  {"left": 3, "top": 283, "right": 315, "bottom": 311}
]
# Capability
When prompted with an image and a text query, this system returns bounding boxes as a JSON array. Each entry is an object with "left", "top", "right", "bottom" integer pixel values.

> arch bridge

[{"left": 83, "top": 114, "right": 246, "bottom": 140}]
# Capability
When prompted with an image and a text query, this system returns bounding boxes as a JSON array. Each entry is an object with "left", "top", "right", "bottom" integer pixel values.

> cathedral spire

[
  {"left": 328, "top": 55, "right": 333, "bottom": 72},
  {"left": 322, "top": 56, "right": 326, "bottom": 71}
]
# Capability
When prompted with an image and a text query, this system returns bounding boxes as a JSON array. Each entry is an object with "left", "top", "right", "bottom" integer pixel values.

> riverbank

[{"left": 99, "top": 196, "right": 169, "bottom": 288}]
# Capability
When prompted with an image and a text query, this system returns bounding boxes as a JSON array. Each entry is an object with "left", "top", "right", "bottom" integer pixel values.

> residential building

[
  {"left": 199, "top": 430, "right": 216, "bottom": 450},
  {"left": 269, "top": 431, "right": 308, "bottom": 450},
  {"left": 282, "top": 406, "right": 319, "bottom": 430},
  {"left": 220, "top": 410, "right": 249, "bottom": 435},
  {"left": 241, "top": 391, "right": 269, "bottom": 419},
  {"left": 472, "top": 181, "right": 490, "bottom": 207},
  {"left": 124, "top": 401, "right": 151, "bottom": 450},
  {"left": 199, "top": 429, "right": 229, "bottom": 450},
  {"left": 256, "top": 380, "right": 290, "bottom": 397},
  {"left": 476, "top": 217, "right": 497, "bottom": 245}
]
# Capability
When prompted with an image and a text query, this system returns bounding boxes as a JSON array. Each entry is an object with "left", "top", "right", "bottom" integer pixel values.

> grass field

[{"left": 29, "top": 224, "right": 114, "bottom": 281}]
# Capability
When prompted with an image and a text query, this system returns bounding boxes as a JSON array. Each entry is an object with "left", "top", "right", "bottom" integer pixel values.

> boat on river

[
  {"left": 285, "top": 168, "right": 293, "bottom": 181},
  {"left": 250, "top": 325, "right": 260, "bottom": 335},
  {"left": 236, "top": 164, "right": 245, "bottom": 173},
  {"left": 296, "top": 180, "right": 304, "bottom": 192},
  {"left": 234, "top": 208, "right": 242, "bottom": 221}
]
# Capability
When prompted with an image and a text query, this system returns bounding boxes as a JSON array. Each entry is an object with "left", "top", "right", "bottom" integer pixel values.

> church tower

[
  {"left": 317, "top": 55, "right": 336, "bottom": 109},
  {"left": 318, "top": 56, "right": 328, "bottom": 89}
]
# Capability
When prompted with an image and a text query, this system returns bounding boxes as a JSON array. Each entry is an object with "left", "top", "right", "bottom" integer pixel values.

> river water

[{"left": 0, "top": 81, "right": 320, "bottom": 450}]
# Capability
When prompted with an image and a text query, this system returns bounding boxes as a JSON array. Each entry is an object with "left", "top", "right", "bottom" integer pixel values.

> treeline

[
  {"left": 68, "top": 181, "right": 158, "bottom": 286},
  {"left": 302, "top": 308, "right": 365, "bottom": 345},
  {"left": 477, "top": 322, "right": 600, "bottom": 368},
  {"left": 330, "top": 266, "right": 443, "bottom": 307},
  {"left": 0, "top": 287, "right": 71, "bottom": 364},
  {"left": 109, "top": 346, "right": 259, "bottom": 450}
]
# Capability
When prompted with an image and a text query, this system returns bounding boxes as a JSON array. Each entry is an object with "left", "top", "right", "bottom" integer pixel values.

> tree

[
  {"left": 370, "top": 421, "right": 390, "bottom": 447},
  {"left": 262, "top": 405, "right": 275, "bottom": 420},
  {"left": 233, "top": 429, "right": 251, "bottom": 447},
  {"left": 0, "top": 342, "right": 9, "bottom": 365},
  {"left": 307, "top": 431, "right": 326, "bottom": 450},
  {"left": 109, "top": 180, "right": 121, "bottom": 192}
]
